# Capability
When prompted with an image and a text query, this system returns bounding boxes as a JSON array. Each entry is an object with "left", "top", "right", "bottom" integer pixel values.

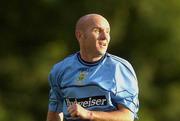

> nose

[{"left": 99, "top": 31, "right": 108, "bottom": 41}]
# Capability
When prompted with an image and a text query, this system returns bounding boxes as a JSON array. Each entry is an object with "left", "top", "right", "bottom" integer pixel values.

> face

[{"left": 78, "top": 16, "right": 110, "bottom": 57}]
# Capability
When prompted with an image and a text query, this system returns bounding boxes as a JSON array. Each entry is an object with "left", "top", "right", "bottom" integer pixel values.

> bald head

[
  {"left": 75, "top": 14, "right": 110, "bottom": 34},
  {"left": 75, "top": 14, "right": 111, "bottom": 61}
]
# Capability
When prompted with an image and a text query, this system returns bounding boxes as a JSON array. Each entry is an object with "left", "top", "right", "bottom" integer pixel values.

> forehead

[{"left": 88, "top": 17, "right": 110, "bottom": 29}]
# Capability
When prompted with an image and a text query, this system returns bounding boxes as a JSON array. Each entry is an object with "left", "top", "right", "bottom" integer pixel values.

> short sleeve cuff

[{"left": 48, "top": 100, "right": 63, "bottom": 112}]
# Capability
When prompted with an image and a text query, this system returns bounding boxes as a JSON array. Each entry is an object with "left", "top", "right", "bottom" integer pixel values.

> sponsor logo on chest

[{"left": 65, "top": 95, "right": 107, "bottom": 108}]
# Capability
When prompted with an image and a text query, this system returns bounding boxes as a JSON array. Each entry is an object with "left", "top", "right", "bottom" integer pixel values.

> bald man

[{"left": 46, "top": 14, "right": 139, "bottom": 121}]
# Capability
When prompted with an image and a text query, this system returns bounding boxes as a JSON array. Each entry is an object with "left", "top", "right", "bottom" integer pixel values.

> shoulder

[
  {"left": 54, "top": 53, "right": 76, "bottom": 68},
  {"left": 49, "top": 52, "right": 77, "bottom": 77},
  {"left": 106, "top": 53, "right": 137, "bottom": 79},
  {"left": 106, "top": 53, "right": 133, "bottom": 68}
]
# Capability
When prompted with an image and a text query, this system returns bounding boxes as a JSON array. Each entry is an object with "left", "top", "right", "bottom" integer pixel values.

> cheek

[
  {"left": 84, "top": 38, "right": 96, "bottom": 48},
  {"left": 107, "top": 34, "right": 110, "bottom": 41},
  {"left": 87, "top": 35, "right": 97, "bottom": 45}
]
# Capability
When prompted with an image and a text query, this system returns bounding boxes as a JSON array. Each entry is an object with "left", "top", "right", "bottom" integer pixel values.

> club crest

[{"left": 76, "top": 71, "right": 88, "bottom": 85}]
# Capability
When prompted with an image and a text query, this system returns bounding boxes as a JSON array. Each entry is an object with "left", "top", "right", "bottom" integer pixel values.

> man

[{"left": 46, "top": 13, "right": 139, "bottom": 121}]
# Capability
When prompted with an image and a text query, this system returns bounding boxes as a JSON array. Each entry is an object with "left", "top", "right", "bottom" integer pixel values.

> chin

[{"left": 98, "top": 50, "right": 106, "bottom": 56}]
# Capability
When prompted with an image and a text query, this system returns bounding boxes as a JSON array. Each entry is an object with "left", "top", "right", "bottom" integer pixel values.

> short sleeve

[
  {"left": 111, "top": 60, "right": 139, "bottom": 118},
  {"left": 48, "top": 67, "right": 63, "bottom": 112}
]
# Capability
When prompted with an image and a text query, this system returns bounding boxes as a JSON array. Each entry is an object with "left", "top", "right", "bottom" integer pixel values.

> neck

[{"left": 80, "top": 51, "right": 104, "bottom": 62}]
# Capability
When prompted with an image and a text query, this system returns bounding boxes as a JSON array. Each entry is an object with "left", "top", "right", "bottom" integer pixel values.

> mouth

[{"left": 99, "top": 42, "right": 107, "bottom": 47}]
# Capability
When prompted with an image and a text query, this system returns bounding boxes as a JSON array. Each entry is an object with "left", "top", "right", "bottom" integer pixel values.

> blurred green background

[{"left": 0, "top": 0, "right": 180, "bottom": 121}]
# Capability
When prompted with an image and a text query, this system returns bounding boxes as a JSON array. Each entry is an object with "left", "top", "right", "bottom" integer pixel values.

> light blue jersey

[{"left": 48, "top": 52, "right": 139, "bottom": 120}]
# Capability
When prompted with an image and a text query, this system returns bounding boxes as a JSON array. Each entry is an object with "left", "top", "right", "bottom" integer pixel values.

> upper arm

[
  {"left": 46, "top": 111, "right": 63, "bottom": 121},
  {"left": 47, "top": 65, "right": 64, "bottom": 121},
  {"left": 117, "top": 104, "right": 134, "bottom": 120},
  {"left": 113, "top": 60, "right": 139, "bottom": 118},
  {"left": 48, "top": 67, "right": 63, "bottom": 112}
]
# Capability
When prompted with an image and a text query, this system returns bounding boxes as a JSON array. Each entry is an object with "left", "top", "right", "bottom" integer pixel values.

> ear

[{"left": 75, "top": 31, "right": 83, "bottom": 42}]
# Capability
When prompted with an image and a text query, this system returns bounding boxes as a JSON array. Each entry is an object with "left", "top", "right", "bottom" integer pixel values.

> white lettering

[
  {"left": 96, "top": 99, "right": 102, "bottom": 105},
  {"left": 66, "top": 99, "right": 74, "bottom": 106},
  {"left": 83, "top": 101, "right": 89, "bottom": 107},
  {"left": 88, "top": 97, "right": 92, "bottom": 107},
  {"left": 91, "top": 99, "right": 96, "bottom": 106},
  {"left": 101, "top": 99, "right": 107, "bottom": 105},
  {"left": 78, "top": 101, "right": 83, "bottom": 106},
  {"left": 65, "top": 96, "right": 107, "bottom": 108}
]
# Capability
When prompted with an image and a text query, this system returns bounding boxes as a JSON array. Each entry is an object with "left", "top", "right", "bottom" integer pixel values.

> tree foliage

[{"left": 0, "top": 0, "right": 180, "bottom": 121}]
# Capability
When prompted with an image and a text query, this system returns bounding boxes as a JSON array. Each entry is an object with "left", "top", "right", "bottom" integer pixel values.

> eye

[
  {"left": 106, "top": 29, "right": 110, "bottom": 34},
  {"left": 93, "top": 28, "right": 100, "bottom": 33},
  {"left": 106, "top": 31, "right": 109, "bottom": 34}
]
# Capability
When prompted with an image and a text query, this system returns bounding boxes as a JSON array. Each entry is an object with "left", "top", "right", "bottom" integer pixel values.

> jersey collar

[{"left": 77, "top": 52, "right": 106, "bottom": 66}]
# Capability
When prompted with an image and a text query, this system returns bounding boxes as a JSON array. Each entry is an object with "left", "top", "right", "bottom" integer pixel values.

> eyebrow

[{"left": 92, "top": 27, "right": 110, "bottom": 31}]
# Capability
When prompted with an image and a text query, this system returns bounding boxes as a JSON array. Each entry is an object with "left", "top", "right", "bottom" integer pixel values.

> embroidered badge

[{"left": 76, "top": 71, "right": 88, "bottom": 85}]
